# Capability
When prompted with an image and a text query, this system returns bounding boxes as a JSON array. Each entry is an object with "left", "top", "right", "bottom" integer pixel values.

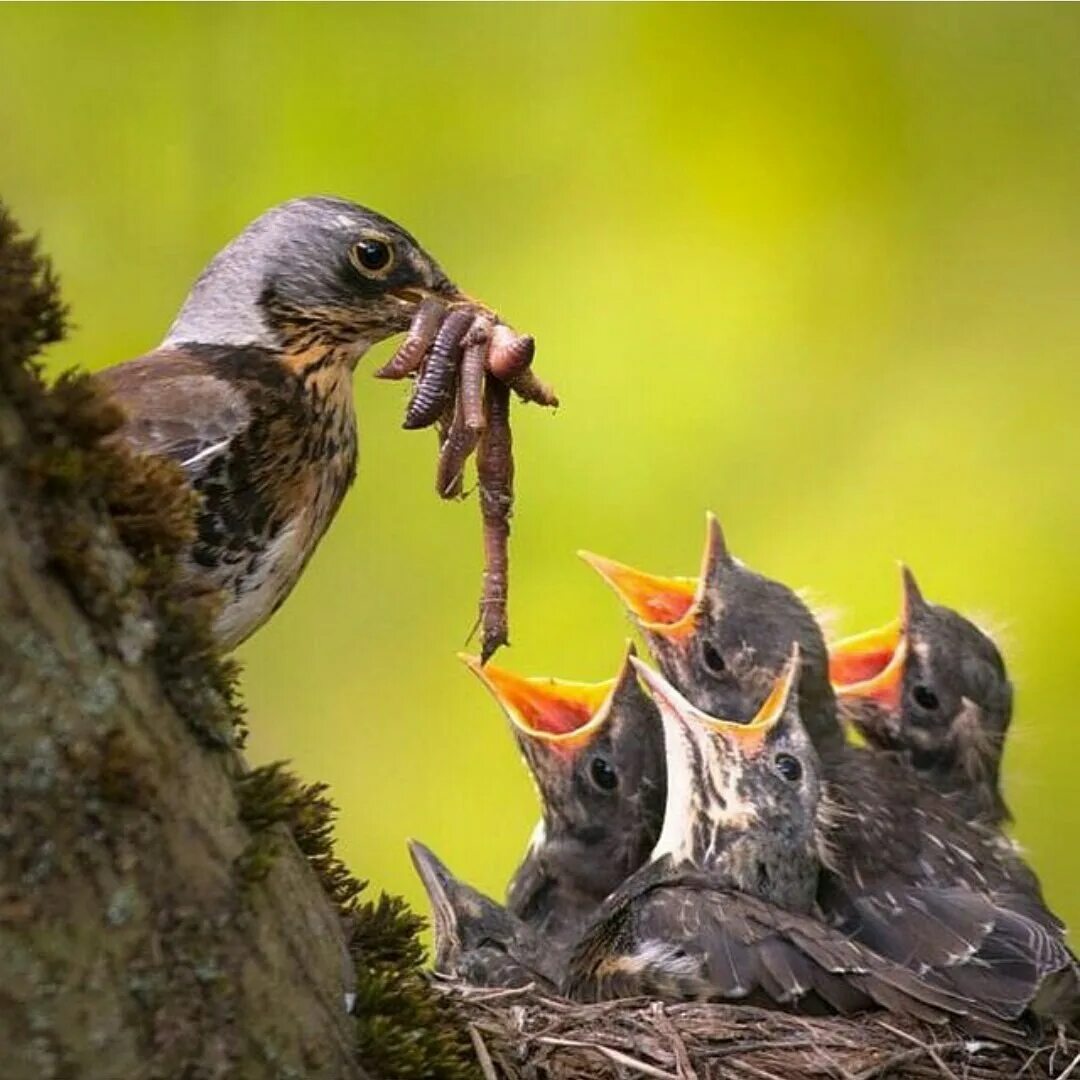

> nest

[{"left": 438, "top": 979, "right": 1079, "bottom": 1080}]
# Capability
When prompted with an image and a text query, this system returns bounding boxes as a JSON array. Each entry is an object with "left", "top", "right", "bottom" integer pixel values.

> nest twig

[{"left": 435, "top": 978, "right": 1080, "bottom": 1080}]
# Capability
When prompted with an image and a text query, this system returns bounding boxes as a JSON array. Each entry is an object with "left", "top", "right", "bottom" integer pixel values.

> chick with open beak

[
  {"left": 580, "top": 513, "right": 842, "bottom": 757},
  {"left": 583, "top": 516, "right": 1077, "bottom": 1028},
  {"left": 637, "top": 649, "right": 820, "bottom": 906},
  {"left": 830, "top": 566, "right": 1014, "bottom": 826},
  {"left": 461, "top": 644, "right": 665, "bottom": 942},
  {"left": 407, "top": 840, "right": 559, "bottom": 991},
  {"left": 565, "top": 653, "right": 1014, "bottom": 1035}
]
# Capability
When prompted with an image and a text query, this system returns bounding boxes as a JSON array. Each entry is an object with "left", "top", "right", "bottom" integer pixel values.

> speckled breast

[{"left": 187, "top": 363, "right": 358, "bottom": 649}]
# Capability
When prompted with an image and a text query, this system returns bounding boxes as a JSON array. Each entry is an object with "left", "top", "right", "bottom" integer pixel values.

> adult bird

[
  {"left": 95, "top": 196, "right": 466, "bottom": 649},
  {"left": 462, "top": 644, "right": 666, "bottom": 942},
  {"left": 830, "top": 565, "right": 1013, "bottom": 827}
]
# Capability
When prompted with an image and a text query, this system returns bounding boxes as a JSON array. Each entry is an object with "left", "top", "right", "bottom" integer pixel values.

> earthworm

[
  {"left": 487, "top": 323, "right": 535, "bottom": 381},
  {"left": 476, "top": 377, "right": 514, "bottom": 663},
  {"left": 375, "top": 297, "right": 446, "bottom": 380},
  {"left": 436, "top": 392, "right": 477, "bottom": 500},
  {"left": 487, "top": 325, "right": 559, "bottom": 407},
  {"left": 460, "top": 314, "right": 492, "bottom": 433},
  {"left": 435, "top": 316, "right": 490, "bottom": 499},
  {"left": 403, "top": 307, "right": 473, "bottom": 430},
  {"left": 384, "top": 299, "right": 557, "bottom": 660},
  {"left": 507, "top": 366, "right": 559, "bottom": 408},
  {"left": 433, "top": 404, "right": 461, "bottom": 499}
]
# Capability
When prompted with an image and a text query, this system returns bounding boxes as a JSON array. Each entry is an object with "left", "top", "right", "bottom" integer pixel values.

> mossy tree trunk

[
  {"left": 0, "top": 524, "right": 365, "bottom": 1077},
  {"left": 0, "top": 267, "right": 368, "bottom": 1080},
  {"left": 0, "top": 206, "right": 478, "bottom": 1080}
]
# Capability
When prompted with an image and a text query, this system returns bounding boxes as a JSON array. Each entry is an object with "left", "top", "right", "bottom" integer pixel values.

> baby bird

[
  {"left": 462, "top": 645, "right": 665, "bottom": 941},
  {"left": 566, "top": 655, "right": 1004, "bottom": 1034},
  {"left": 407, "top": 840, "right": 560, "bottom": 991},
  {"left": 582, "top": 514, "right": 1078, "bottom": 1030},
  {"left": 830, "top": 565, "right": 1013, "bottom": 826},
  {"left": 97, "top": 196, "right": 465, "bottom": 649},
  {"left": 580, "top": 514, "right": 843, "bottom": 757}
]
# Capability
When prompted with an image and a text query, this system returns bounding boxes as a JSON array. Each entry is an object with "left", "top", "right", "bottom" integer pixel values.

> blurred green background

[{"left": 2, "top": 4, "right": 1078, "bottom": 934}]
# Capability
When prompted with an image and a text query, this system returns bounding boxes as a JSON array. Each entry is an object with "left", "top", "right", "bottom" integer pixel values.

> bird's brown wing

[
  {"left": 457, "top": 946, "right": 560, "bottom": 993},
  {"left": 830, "top": 882, "right": 1078, "bottom": 1024},
  {"left": 566, "top": 875, "right": 1023, "bottom": 1040},
  {"left": 94, "top": 348, "right": 251, "bottom": 478}
]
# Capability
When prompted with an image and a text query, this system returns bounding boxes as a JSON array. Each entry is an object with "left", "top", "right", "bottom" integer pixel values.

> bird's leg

[
  {"left": 476, "top": 376, "right": 514, "bottom": 663},
  {"left": 403, "top": 307, "right": 473, "bottom": 430},
  {"left": 375, "top": 297, "right": 446, "bottom": 380},
  {"left": 436, "top": 314, "right": 491, "bottom": 499},
  {"left": 487, "top": 324, "right": 559, "bottom": 408}
]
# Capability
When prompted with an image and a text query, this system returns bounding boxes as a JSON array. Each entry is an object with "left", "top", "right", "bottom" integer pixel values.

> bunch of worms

[{"left": 376, "top": 299, "right": 557, "bottom": 663}]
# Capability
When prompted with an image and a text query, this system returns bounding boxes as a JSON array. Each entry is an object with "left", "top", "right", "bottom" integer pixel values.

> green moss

[
  {"left": 236, "top": 763, "right": 364, "bottom": 906},
  {"left": 350, "top": 893, "right": 476, "bottom": 1080},
  {"left": 236, "top": 762, "right": 476, "bottom": 1077},
  {"left": 0, "top": 203, "right": 67, "bottom": 399},
  {"left": 235, "top": 762, "right": 298, "bottom": 884}
]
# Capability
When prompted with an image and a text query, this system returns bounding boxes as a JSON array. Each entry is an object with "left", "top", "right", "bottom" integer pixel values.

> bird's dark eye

[
  {"left": 350, "top": 237, "right": 394, "bottom": 275},
  {"left": 774, "top": 753, "right": 802, "bottom": 783},
  {"left": 912, "top": 684, "right": 939, "bottom": 711},
  {"left": 701, "top": 641, "right": 726, "bottom": 675},
  {"left": 589, "top": 756, "right": 618, "bottom": 791}
]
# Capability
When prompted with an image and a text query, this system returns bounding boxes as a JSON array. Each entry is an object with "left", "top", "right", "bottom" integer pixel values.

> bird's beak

[
  {"left": 387, "top": 277, "right": 476, "bottom": 310},
  {"left": 578, "top": 551, "right": 699, "bottom": 637},
  {"left": 636, "top": 653, "right": 800, "bottom": 867},
  {"left": 630, "top": 647, "right": 799, "bottom": 758},
  {"left": 720, "top": 646, "right": 801, "bottom": 754},
  {"left": 829, "top": 565, "right": 922, "bottom": 711},
  {"left": 828, "top": 619, "right": 904, "bottom": 692},
  {"left": 578, "top": 515, "right": 727, "bottom": 641},
  {"left": 407, "top": 839, "right": 464, "bottom": 957},
  {"left": 387, "top": 285, "right": 431, "bottom": 307},
  {"left": 460, "top": 652, "right": 621, "bottom": 753}
]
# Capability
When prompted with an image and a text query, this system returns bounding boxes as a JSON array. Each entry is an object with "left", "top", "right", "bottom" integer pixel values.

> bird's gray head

[
  {"left": 164, "top": 196, "right": 463, "bottom": 360},
  {"left": 832, "top": 566, "right": 1013, "bottom": 821},
  {"left": 463, "top": 645, "right": 667, "bottom": 904},
  {"left": 581, "top": 514, "right": 842, "bottom": 756},
  {"left": 634, "top": 648, "right": 823, "bottom": 913}
]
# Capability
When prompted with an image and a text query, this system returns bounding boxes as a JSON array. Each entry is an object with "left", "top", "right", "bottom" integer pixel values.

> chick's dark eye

[
  {"left": 351, "top": 237, "right": 393, "bottom": 274},
  {"left": 774, "top": 753, "right": 802, "bottom": 783},
  {"left": 912, "top": 684, "right": 939, "bottom": 711},
  {"left": 701, "top": 641, "right": 726, "bottom": 675},
  {"left": 589, "top": 756, "right": 618, "bottom": 791}
]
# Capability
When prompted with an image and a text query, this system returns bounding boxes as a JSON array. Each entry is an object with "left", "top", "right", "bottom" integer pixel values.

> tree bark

[
  {"left": 0, "top": 211, "right": 371, "bottom": 1079},
  {"left": 0, "top": 387, "right": 368, "bottom": 1080}
]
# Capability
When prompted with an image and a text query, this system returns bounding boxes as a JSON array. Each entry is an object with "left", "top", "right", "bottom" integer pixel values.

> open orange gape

[
  {"left": 827, "top": 566, "right": 924, "bottom": 711},
  {"left": 631, "top": 645, "right": 801, "bottom": 758},
  {"left": 459, "top": 653, "right": 621, "bottom": 750},
  {"left": 578, "top": 514, "right": 730, "bottom": 640}
]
